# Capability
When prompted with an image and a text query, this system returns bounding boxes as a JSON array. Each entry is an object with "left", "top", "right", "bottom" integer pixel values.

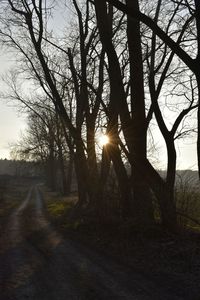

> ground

[{"left": 0, "top": 178, "right": 199, "bottom": 299}]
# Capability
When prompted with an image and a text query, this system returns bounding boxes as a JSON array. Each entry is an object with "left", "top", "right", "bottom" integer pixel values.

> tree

[
  {"left": 105, "top": 0, "right": 200, "bottom": 178},
  {"left": 0, "top": 0, "right": 114, "bottom": 212},
  {"left": 1, "top": 0, "right": 199, "bottom": 232}
]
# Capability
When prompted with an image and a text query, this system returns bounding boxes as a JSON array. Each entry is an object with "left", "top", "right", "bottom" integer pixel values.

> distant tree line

[{"left": 0, "top": 0, "right": 199, "bottom": 231}]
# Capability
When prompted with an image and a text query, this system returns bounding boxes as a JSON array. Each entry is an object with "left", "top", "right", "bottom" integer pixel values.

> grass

[
  {"left": 43, "top": 188, "right": 79, "bottom": 230},
  {"left": 48, "top": 202, "right": 70, "bottom": 218}
]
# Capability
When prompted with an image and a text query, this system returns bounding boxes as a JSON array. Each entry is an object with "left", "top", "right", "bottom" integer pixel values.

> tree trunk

[
  {"left": 194, "top": 1, "right": 200, "bottom": 177},
  {"left": 94, "top": 0, "right": 154, "bottom": 224},
  {"left": 126, "top": 0, "right": 154, "bottom": 225},
  {"left": 196, "top": 74, "right": 200, "bottom": 179},
  {"left": 98, "top": 147, "right": 111, "bottom": 215},
  {"left": 47, "top": 154, "right": 56, "bottom": 191},
  {"left": 74, "top": 140, "right": 89, "bottom": 207},
  {"left": 108, "top": 143, "right": 131, "bottom": 219},
  {"left": 130, "top": 164, "right": 154, "bottom": 226},
  {"left": 65, "top": 153, "right": 73, "bottom": 195},
  {"left": 141, "top": 158, "right": 177, "bottom": 231},
  {"left": 57, "top": 139, "right": 68, "bottom": 195},
  {"left": 160, "top": 139, "right": 177, "bottom": 231},
  {"left": 86, "top": 119, "right": 100, "bottom": 207}
]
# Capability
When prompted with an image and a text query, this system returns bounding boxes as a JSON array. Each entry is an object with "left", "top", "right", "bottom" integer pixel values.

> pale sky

[
  {"left": 0, "top": 1, "right": 69, "bottom": 160},
  {"left": 177, "top": 143, "right": 197, "bottom": 170},
  {"left": 149, "top": 127, "right": 198, "bottom": 171},
  {"left": 0, "top": 52, "right": 27, "bottom": 159}
]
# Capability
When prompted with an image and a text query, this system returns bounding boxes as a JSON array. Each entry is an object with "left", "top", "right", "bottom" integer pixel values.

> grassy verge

[{"left": 43, "top": 187, "right": 79, "bottom": 230}]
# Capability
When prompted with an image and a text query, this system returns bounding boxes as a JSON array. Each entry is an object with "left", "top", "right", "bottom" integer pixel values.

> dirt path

[{"left": 0, "top": 185, "right": 184, "bottom": 299}]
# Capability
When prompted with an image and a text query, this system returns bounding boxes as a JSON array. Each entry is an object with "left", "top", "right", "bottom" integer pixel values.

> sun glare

[{"left": 98, "top": 134, "right": 109, "bottom": 146}]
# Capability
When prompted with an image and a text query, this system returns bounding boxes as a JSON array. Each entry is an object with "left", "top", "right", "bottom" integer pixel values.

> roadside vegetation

[{"left": 44, "top": 187, "right": 78, "bottom": 230}]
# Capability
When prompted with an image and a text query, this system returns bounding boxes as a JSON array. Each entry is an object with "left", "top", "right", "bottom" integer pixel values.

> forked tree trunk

[{"left": 126, "top": 0, "right": 154, "bottom": 225}]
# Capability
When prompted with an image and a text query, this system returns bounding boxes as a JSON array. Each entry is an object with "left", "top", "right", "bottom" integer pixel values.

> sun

[{"left": 98, "top": 134, "right": 110, "bottom": 146}]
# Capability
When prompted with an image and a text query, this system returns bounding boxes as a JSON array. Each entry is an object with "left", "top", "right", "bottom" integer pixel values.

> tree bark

[
  {"left": 126, "top": 0, "right": 154, "bottom": 225},
  {"left": 65, "top": 152, "right": 74, "bottom": 195},
  {"left": 74, "top": 139, "right": 89, "bottom": 207}
]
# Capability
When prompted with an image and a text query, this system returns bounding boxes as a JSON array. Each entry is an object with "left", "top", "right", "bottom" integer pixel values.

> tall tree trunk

[
  {"left": 98, "top": 147, "right": 111, "bottom": 216},
  {"left": 141, "top": 159, "right": 177, "bottom": 231},
  {"left": 47, "top": 143, "right": 56, "bottom": 191},
  {"left": 94, "top": 0, "right": 154, "bottom": 224},
  {"left": 94, "top": 0, "right": 133, "bottom": 215},
  {"left": 57, "top": 138, "right": 68, "bottom": 195},
  {"left": 197, "top": 75, "right": 200, "bottom": 179},
  {"left": 162, "top": 139, "right": 177, "bottom": 230},
  {"left": 74, "top": 139, "right": 89, "bottom": 207},
  {"left": 109, "top": 143, "right": 132, "bottom": 218},
  {"left": 87, "top": 119, "right": 100, "bottom": 207},
  {"left": 194, "top": 0, "right": 200, "bottom": 178},
  {"left": 126, "top": 0, "right": 154, "bottom": 225},
  {"left": 65, "top": 152, "right": 73, "bottom": 195}
]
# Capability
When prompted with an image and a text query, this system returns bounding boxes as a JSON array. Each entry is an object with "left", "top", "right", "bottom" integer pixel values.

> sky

[
  {"left": 150, "top": 127, "right": 197, "bottom": 171},
  {"left": 0, "top": 52, "right": 27, "bottom": 159},
  {"left": 0, "top": 2, "right": 198, "bottom": 169},
  {"left": 0, "top": 1, "right": 68, "bottom": 160}
]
